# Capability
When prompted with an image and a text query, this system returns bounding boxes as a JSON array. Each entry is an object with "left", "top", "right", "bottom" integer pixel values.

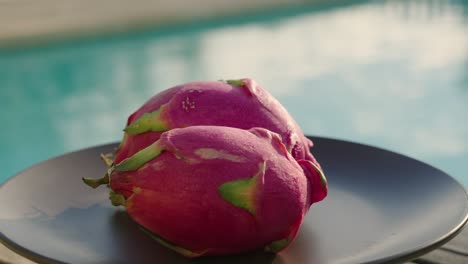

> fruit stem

[
  {"left": 100, "top": 153, "right": 114, "bottom": 167},
  {"left": 82, "top": 173, "right": 110, "bottom": 189}
]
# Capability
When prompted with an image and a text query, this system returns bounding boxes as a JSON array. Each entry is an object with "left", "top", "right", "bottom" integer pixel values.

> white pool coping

[{"left": 0, "top": 0, "right": 326, "bottom": 48}]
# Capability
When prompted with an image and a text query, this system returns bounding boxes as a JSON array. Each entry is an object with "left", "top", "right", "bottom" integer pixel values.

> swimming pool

[{"left": 1, "top": 0, "right": 467, "bottom": 187}]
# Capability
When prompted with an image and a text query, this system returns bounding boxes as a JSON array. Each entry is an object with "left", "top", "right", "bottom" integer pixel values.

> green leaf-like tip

[
  {"left": 309, "top": 161, "right": 327, "bottom": 189},
  {"left": 319, "top": 169, "right": 327, "bottom": 188},
  {"left": 124, "top": 104, "right": 169, "bottom": 135},
  {"left": 218, "top": 162, "right": 265, "bottom": 215},
  {"left": 226, "top": 79, "right": 245, "bottom": 86},
  {"left": 264, "top": 238, "right": 290, "bottom": 253},
  {"left": 139, "top": 226, "right": 205, "bottom": 258},
  {"left": 82, "top": 173, "right": 109, "bottom": 189},
  {"left": 114, "top": 140, "right": 164, "bottom": 171},
  {"left": 109, "top": 190, "right": 126, "bottom": 206}
]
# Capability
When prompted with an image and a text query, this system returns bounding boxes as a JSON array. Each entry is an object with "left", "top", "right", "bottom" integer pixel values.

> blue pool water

[{"left": 1, "top": 0, "right": 467, "bottom": 187}]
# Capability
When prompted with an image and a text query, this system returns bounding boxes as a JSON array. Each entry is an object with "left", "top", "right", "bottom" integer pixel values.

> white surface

[{"left": 0, "top": 0, "right": 314, "bottom": 46}]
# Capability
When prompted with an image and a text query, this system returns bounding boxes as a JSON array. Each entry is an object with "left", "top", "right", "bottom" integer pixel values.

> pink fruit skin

[
  {"left": 110, "top": 126, "right": 326, "bottom": 256},
  {"left": 114, "top": 79, "right": 319, "bottom": 169}
]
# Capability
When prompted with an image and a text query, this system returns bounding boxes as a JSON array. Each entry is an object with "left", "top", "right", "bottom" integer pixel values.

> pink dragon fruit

[
  {"left": 83, "top": 79, "right": 327, "bottom": 257},
  {"left": 113, "top": 79, "right": 319, "bottom": 168}
]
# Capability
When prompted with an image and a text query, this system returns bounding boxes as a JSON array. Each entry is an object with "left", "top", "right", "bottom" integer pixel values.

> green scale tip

[
  {"left": 218, "top": 162, "right": 265, "bottom": 215},
  {"left": 225, "top": 79, "right": 245, "bottom": 86},
  {"left": 114, "top": 140, "right": 164, "bottom": 171},
  {"left": 124, "top": 104, "right": 169, "bottom": 135},
  {"left": 139, "top": 226, "right": 205, "bottom": 258},
  {"left": 109, "top": 190, "right": 126, "bottom": 206},
  {"left": 264, "top": 238, "right": 290, "bottom": 253}
]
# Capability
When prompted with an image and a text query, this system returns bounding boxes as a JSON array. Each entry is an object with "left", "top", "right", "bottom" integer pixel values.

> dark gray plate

[{"left": 0, "top": 137, "right": 467, "bottom": 264}]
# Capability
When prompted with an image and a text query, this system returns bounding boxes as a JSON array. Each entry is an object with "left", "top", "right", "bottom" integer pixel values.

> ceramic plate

[{"left": 0, "top": 137, "right": 467, "bottom": 264}]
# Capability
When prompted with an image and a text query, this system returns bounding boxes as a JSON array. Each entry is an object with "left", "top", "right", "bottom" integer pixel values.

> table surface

[
  {"left": 0, "top": 225, "right": 467, "bottom": 263},
  {"left": 0, "top": 0, "right": 467, "bottom": 263}
]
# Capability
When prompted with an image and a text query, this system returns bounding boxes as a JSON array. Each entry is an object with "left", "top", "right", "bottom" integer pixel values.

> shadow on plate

[{"left": 110, "top": 210, "right": 283, "bottom": 264}]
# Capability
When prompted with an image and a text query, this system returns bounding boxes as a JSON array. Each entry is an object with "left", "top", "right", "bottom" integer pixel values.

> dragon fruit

[
  {"left": 83, "top": 79, "right": 327, "bottom": 257},
  {"left": 113, "top": 79, "right": 319, "bottom": 167}
]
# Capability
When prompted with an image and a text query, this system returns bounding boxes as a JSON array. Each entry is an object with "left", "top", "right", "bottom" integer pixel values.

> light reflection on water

[{"left": 0, "top": 0, "right": 467, "bottom": 186}]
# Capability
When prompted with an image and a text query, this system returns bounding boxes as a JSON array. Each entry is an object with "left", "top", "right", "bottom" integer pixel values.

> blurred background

[{"left": 0, "top": 0, "right": 467, "bottom": 188}]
